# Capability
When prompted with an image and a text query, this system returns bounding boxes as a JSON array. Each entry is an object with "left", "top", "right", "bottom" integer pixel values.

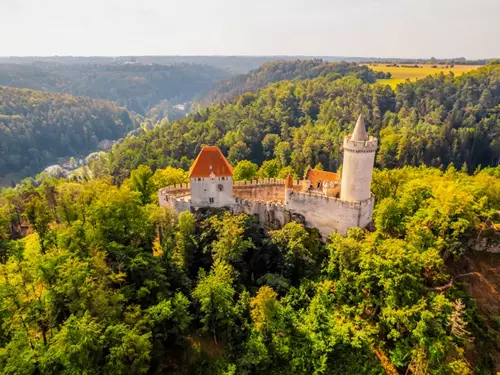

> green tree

[
  {"left": 270, "top": 222, "right": 314, "bottom": 276},
  {"left": 258, "top": 159, "right": 281, "bottom": 179},
  {"left": 192, "top": 260, "right": 236, "bottom": 345},
  {"left": 173, "top": 212, "right": 197, "bottom": 271},
  {"left": 130, "top": 165, "right": 155, "bottom": 204},
  {"left": 204, "top": 212, "right": 254, "bottom": 264},
  {"left": 228, "top": 141, "right": 250, "bottom": 165},
  {"left": 233, "top": 160, "right": 258, "bottom": 181},
  {"left": 24, "top": 196, "right": 52, "bottom": 254}
]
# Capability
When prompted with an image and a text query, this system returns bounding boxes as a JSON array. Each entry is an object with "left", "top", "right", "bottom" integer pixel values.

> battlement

[
  {"left": 232, "top": 178, "right": 306, "bottom": 187},
  {"left": 159, "top": 183, "right": 191, "bottom": 195},
  {"left": 288, "top": 191, "right": 374, "bottom": 208},
  {"left": 343, "top": 136, "right": 378, "bottom": 152}
]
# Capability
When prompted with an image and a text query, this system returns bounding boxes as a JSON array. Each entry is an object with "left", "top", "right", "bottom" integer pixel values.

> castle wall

[
  {"left": 233, "top": 179, "right": 286, "bottom": 202},
  {"left": 358, "top": 197, "right": 375, "bottom": 228},
  {"left": 233, "top": 197, "right": 289, "bottom": 231},
  {"left": 158, "top": 190, "right": 192, "bottom": 213},
  {"left": 190, "top": 176, "right": 234, "bottom": 207},
  {"left": 286, "top": 191, "right": 373, "bottom": 237}
]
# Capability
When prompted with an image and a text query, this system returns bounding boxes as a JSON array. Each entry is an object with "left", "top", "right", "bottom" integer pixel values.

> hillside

[
  {"left": 0, "top": 86, "right": 134, "bottom": 180},
  {"left": 100, "top": 63, "right": 500, "bottom": 183},
  {"left": 196, "top": 60, "right": 378, "bottom": 106},
  {"left": 0, "top": 62, "right": 232, "bottom": 114},
  {"left": 0, "top": 163, "right": 499, "bottom": 374}
]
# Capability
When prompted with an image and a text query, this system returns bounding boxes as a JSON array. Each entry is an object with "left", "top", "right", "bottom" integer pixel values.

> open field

[{"left": 367, "top": 64, "right": 482, "bottom": 87}]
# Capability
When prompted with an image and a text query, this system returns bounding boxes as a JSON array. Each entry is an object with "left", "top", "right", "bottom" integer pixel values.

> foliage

[
  {"left": 233, "top": 160, "right": 259, "bottom": 181},
  {"left": 198, "top": 59, "right": 378, "bottom": 106},
  {"left": 0, "top": 86, "right": 134, "bottom": 179},
  {"left": 0, "top": 62, "right": 231, "bottom": 115},
  {"left": 0, "top": 163, "right": 497, "bottom": 373},
  {"left": 101, "top": 65, "right": 500, "bottom": 184},
  {"left": 1, "top": 62, "right": 500, "bottom": 374}
]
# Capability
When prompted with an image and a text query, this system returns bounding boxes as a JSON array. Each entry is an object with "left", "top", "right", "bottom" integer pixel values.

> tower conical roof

[{"left": 350, "top": 114, "right": 368, "bottom": 141}]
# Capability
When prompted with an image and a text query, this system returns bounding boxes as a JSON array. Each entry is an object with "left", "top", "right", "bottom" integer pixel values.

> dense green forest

[
  {"left": 196, "top": 60, "right": 380, "bottom": 106},
  {"left": 0, "top": 86, "right": 134, "bottom": 178},
  {"left": 0, "top": 163, "right": 499, "bottom": 374},
  {"left": 0, "top": 63, "right": 231, "bottom": 114},
  {"left": 1, "top": 59, "right": 500, "bottom": 374},
  {"left": 99, "top": 63, "right": 500, "bottom": 184},
  {"left": 0, "top": 60, "right": 383, "bottom": 184}
]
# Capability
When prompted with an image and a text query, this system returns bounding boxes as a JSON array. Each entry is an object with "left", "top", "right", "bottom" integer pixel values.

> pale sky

[{"left": 1, "top": 0, "right": 499, "bottom": 59}]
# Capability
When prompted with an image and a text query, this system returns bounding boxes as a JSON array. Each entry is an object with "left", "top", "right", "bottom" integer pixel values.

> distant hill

[
  {"left": 0, "top": 56, "right": 491, "bottom": 74},
  {"left": 0, "top": 86, "right": 134, "bottom": 180},
  {"left": 195, "top": 60, "right": 378, "bottom": 106},
  {"left": 0, "top": 56, "right": 351, "bottom": 74},
  {"left": 0, "top": 62, "right": 232, "bottom": 114}
]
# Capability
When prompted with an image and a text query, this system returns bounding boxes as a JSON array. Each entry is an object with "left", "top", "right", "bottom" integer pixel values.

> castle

[{"left": 158, "top": 114, "right": 377, "bottom": 238}]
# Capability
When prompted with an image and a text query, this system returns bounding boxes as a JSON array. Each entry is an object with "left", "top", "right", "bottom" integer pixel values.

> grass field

[{"left": 367, "top": 64, "right": 482, "bottom": 87}]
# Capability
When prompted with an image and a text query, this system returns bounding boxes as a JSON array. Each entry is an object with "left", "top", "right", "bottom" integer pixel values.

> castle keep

[{"left": 158, "top": 114, "right": 377, "bottom": 238}]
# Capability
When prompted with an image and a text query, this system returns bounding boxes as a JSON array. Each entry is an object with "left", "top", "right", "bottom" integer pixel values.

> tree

[
  {"left": 173, "top": 212, "right": 197, "bottom": 271},
  {"left": 262, "top": 134, "right": 281, "bottom": 159},
  {"left": 233, "top": 160, "right": 258, "bottom": 181},
  {"left": 259, "top": 159, "right": 281, "bottom": 179},
  {"left": 130, "top": 165, "right": 155, "bottom": 204},
  {"left": 204, "top": 212, "right": 254, "bottom": 264},
  {"left": 269, "top": 222, "right": 314, "bottom": 276},
  {"left": 275, "top": 141, "right": 292, "bottom": 166},
  {"left": 228, "top": 141, "right": 250, "bottom": 165},
  {"left": 192, "top": 260, "right": 235, "bottom": 345},
  {"left": 151, "top": 166, "right": 188, "bottom": 190},
  {"left": 250, "top": 286, "right": 281, "bottom": 334},
  {"left": 24, "top": 196, "right": 52, "bottom": 254}
]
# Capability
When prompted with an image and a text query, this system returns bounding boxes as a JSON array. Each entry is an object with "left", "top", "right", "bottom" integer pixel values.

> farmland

[{"left": 367, "top": 63, "right": 482, "bottom": 87}]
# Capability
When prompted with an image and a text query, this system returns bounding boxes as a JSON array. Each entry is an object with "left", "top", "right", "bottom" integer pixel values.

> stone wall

[
  {"left": 190, "top": 176, "right": 234, "bottom": 207},
  {"left": 233, "top": 179, "right": 285, "bottom": 202},
  {"left": 158, "top": 183, "right": 190, "bottom": 198},
  {"left": 158, "top": 190, "right": 191, "bottom": 213},
  {"left": 232, "top": 197, "right": 303, "bottom": 233},
  {"left": 286, "top": 191, "right": 373, "bottom": 237}
]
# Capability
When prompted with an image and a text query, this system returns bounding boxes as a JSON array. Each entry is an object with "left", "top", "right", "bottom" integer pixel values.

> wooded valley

[{"left": 0, "top": 58, "right": 499, "bottom": 374}]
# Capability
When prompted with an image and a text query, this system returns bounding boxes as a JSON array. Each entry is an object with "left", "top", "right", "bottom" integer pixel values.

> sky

[{"left": 1, "top": 0, "right": 499, "bottom": 59}]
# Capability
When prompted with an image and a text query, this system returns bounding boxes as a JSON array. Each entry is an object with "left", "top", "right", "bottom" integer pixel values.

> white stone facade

[{"left": 190, "top": 174, "right": 234, "bottom": 207}]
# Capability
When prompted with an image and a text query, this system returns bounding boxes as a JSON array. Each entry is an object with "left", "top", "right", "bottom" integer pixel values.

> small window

[
  {"left": 209, "top": 197, "right": 215, "bottom": 203},
  {"left": 221, "top": 177, "right": 225, "bottom": 180},
  {"left": 198, "top": 178, "right": 202, "bottom": 181},
  {"left": 218, "top": 184, "right": 224, "bottom": 192}
]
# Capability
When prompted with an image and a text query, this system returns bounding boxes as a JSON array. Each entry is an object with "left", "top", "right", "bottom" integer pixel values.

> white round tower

[{"left": 340, "top": 114, "right": 378, "bottom": 202}]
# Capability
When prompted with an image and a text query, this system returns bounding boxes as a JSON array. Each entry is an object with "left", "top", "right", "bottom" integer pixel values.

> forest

[
  {"left": 196, "top": 60, "right": 379, "bottom": 107},
  {"left": 0, "top": 62, "right": 232, "bottom": 114},
  {"left": 101, "top": 63, "right": 500, "bottom": 184},
  {"left": 1, "top": 59, "right": 500, "bottom": 374},
  {"left": 0, "top": 60, "right": 379, "bottom": 183},
  {"left": 0, "top": 86, "right": 134, "bottom": 179},
  {"left": 0, "top": 163, "right": 499, "bottom": 374}
]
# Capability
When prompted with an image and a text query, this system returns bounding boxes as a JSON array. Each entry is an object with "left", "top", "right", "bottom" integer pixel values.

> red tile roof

[
  {"left": 189, "top": 146, "right": 234, "bottom": 178},
  {"left": 306, "top": 169, "right": 340, "bottom": 188}
]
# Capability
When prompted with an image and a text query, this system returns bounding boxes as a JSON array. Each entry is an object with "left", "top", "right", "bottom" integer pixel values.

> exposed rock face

[{"left": 468, "top": 238, "right": 500, "bottom": 253}]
